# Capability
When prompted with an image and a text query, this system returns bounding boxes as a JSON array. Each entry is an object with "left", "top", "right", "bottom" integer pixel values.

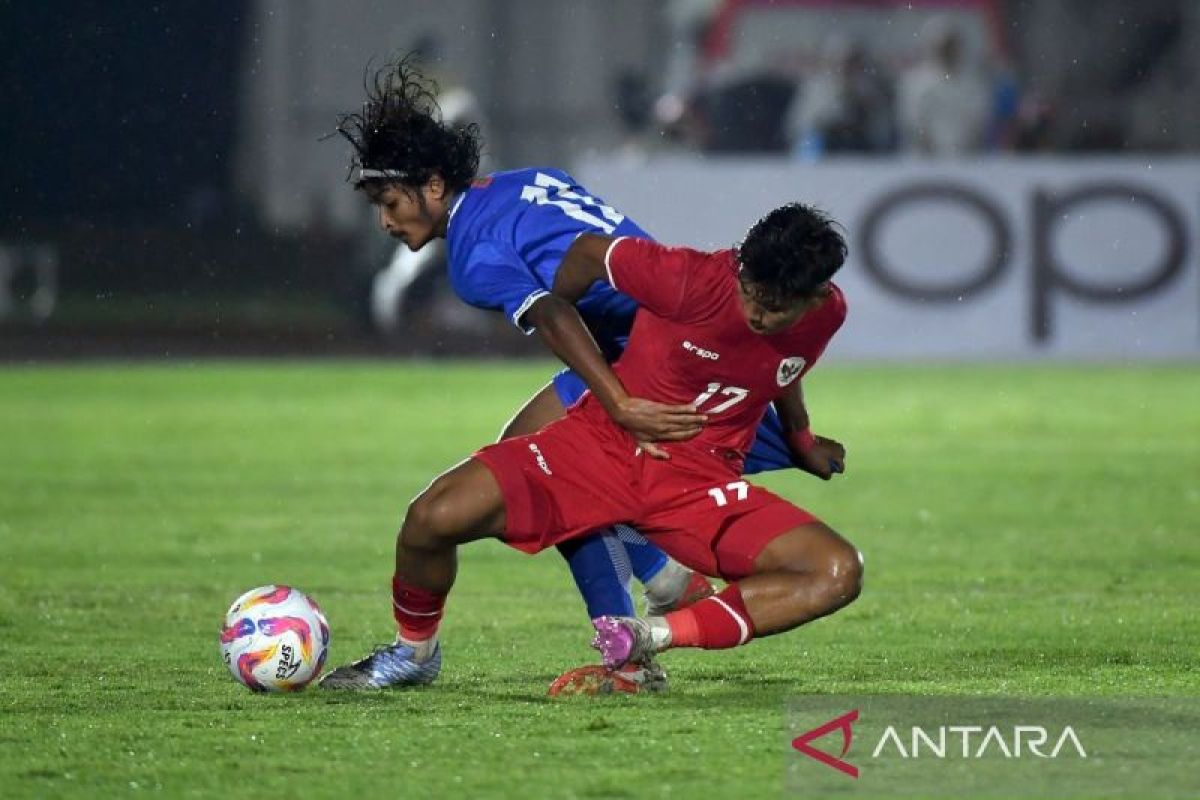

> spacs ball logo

[{"left": 275, "top": 643, "right": 302, "bottom": 680}]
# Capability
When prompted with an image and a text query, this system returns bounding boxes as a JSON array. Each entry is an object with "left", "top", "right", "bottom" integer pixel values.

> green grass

[{"left": 0, "top": 361, "right": 1197, "bottom": 799}]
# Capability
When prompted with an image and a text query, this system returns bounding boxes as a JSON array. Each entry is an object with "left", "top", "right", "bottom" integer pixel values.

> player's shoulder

[
  {"left": 611, "top": 239, "right": 732, "bottom": 294},
  {"left": 806, "top": 281, "right": 848, "bottom": 334},
  {"left": 613, "top": 238, "right": 728, "bottom": 269},
  {"left": 686, "top": 247, "right": 739, "bottom": 288},
  {"left": 825, "top": 282, "right": 848, "bottom": 321},
  {"left": 453, "top": 168, "right": 570, "bottom": 237},
  {"left": 476, "top": 166, "right": 574, "bottom": 191},
  {"left": 603, "top": 239, "right": 729, "bottom": 320},
  {"left": 462, "top": 167, "right": 587, "bottom": 223}
]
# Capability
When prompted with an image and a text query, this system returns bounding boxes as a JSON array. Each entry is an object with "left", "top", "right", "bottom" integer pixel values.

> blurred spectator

[
  {"left": 897, "top": 17, "right": 991, "bottom": 155},
  {"left": 703, "top": 70, "right": 796, "bottom": 153},
  {"left": 986, "top": 56, "right": 1021, "bottom": 150},
  {"left": 660, "top": 0, "right": 724, "bottom": 101},
  {"left": 657, "top": 62, "right": 796, "bottom": 155},
  {"left": 610, "top": 70, "right": 657, "bottom": 156},
  {"left": 1012, "top": 94, "right": 1058, "bottom": 153},
  {"left": 787, "top": 37, "right": 896, "bottom": 158},
  {"left": 654, "top": 0, "right": 723, "bottom": 151}
]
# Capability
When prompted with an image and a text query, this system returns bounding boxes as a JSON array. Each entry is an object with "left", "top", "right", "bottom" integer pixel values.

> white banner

[{"left": 575, "top": 157, "right": 1200, "bottom": 360}]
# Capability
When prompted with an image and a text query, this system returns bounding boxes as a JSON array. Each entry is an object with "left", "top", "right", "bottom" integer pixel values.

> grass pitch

[{"left": 1, "top": 361, "right": 1197, "bottom": 799}]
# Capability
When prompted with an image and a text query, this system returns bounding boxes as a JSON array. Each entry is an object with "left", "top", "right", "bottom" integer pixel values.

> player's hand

[
  {"left": 795, "top": 435, "right": 846, "bottom": 480},
  {"left": 613, "top": 397, "right": 706, "bottom": 460}
]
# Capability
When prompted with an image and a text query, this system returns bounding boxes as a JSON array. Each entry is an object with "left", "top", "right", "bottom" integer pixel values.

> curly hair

[
  {"left": 333, "top": 54, "right": 483, "bottom": 195},
  {"left": 736, "top": 203, "right": 847, "bottom": 307}
]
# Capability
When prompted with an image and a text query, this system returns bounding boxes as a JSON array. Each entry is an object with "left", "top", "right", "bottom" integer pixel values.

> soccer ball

[{"left": 219, "top": 585, "right": 330, "bottom": 692}]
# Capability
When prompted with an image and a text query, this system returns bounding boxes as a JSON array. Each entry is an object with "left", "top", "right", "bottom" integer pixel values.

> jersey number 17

[{"left": 692, "top": 382, "right": 749, "bottom": 414}]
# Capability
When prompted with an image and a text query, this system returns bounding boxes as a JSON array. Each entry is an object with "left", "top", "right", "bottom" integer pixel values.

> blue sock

[
  {"left": 612, "top": 524, "right": 670, "bottom": 584},
  {"left": 556, "top": 532, "right": 635, "bottom": 619}
]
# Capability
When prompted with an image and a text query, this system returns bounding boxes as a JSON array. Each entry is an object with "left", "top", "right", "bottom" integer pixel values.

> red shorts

[{"left": 473, "top": 409, "right": 819, "bottom": 581}]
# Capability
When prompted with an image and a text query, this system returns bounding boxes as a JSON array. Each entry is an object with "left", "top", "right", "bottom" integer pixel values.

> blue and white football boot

[{"left": 318, "top": 641, "right": 441, "bottom": 690}]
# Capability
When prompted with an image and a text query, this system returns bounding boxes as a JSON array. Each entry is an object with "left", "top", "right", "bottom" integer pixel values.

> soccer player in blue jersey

[{"left": 321, "top": 56, "right": 809, "bottom": 693}]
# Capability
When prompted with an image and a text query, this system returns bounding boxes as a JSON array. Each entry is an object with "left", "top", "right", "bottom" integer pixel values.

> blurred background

[{"left": 2, "top": 0, "right": 1198, "bottom": 360}]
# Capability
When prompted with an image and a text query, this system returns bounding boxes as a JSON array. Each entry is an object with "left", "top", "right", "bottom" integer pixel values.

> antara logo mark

[{"left": 792, "top": 709, "right": 860, "bottom": 778}]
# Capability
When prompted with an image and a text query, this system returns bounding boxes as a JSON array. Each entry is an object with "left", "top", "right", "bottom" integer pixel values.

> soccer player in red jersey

[{"left": 321, "top": 203, "right": 861, "bottom": 688}]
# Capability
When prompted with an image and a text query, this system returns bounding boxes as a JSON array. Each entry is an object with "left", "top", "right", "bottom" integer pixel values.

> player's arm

[
  {"left": 774, "top": 380, "right": 846, "bottom": 480},
  {"left": 559, "top": 233, "right": 693, "bottom": 318},
  {"left": 458, "top": 239, "right": 699, "bottom": 452},
  {"left": 523, "top": 235, "right": 705, "bottom": 455},
  {"left": 551, "top": 233, "right": 613, "bottom": 304}
]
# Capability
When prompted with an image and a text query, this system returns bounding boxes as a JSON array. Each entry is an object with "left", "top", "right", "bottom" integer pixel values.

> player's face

[
  {"left": 737, "top": 278, "right": 830, "bottom": 335},
  {"left": 372, "top": 179, "right": 451, "bottom": 251}
]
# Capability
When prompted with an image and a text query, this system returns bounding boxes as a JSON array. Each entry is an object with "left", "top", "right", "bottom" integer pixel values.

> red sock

[
  {"left": 663, "top": 584, "right": 755, "bottom": 649},
  {"left": 391, "top": 576, "right": 446, "bottom": 641}
]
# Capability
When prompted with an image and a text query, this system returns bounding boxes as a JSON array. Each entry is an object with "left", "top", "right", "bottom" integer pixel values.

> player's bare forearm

[
  {"left": 524, "top": 294, "right": 630, "bottom": 414},
  {"left": 772, "top": 381, "right": 812, "bottom": 434},
  {"left": 553, "top": 233, "right": 616, "bottom": 303},
  {"left": 775, "top": 381, "right": 846, "bottom": 480},
  {"left": 524, "top": 295, "right": 705, "bottom": 457}
]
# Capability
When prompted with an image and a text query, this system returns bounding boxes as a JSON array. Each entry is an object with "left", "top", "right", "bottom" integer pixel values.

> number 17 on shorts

[{"left": 708, "top": 480, "right": 750, "bottom": 507}]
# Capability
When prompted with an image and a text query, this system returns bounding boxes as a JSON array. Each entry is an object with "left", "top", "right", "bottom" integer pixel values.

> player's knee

[
  {"left": 402, "top": 478, "right": 464, "bottom": 550},
  {"left": 822, "top": 542, "right": 864, "bottom": 609}
]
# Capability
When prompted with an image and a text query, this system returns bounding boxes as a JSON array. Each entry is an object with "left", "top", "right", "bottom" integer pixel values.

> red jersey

[{"left": 575, "top": 236, "right": 846, "bottom": 462}]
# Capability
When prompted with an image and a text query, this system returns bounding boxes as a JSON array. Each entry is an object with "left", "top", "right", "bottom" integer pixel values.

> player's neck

[{"left": 433, "top": 190, "right": 461, "bottom": 239}]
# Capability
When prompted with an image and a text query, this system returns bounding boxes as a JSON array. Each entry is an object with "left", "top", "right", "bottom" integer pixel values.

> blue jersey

[{"left": 445, "top": 168, "right": 651, "bottom": 360}]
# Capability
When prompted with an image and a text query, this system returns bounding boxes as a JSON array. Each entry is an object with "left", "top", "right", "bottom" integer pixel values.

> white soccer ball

[{"left": 219, "top": 585, "right": 330, "bottom": 692}]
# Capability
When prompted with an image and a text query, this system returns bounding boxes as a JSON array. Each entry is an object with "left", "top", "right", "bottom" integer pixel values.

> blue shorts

[{"left": 551, "top": 368, "right": 794, "bottom": 475}]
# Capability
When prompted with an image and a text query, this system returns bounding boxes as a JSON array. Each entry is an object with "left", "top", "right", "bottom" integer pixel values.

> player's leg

[
  {"left": 592, "top": 496, "right": 863, "bottom": 668},
  {"left": 728, "top": 523, "right": 863, "bottom": 633},
  {"left": 321, "top": 457, "right": 507, "bottom": 689},
  {"left": 505, "top": 376, "right": 710, "bottom": 618},
  {"left": 612, "top": 523, "right": 715, "bottom": 615},
  {"left": 502, "top": 379, "right": 702, "bottom": 694},
  {"left": 498, "top": 378, "right": 569, "bottom": 439},
  {"left": 324, "top": 406, "right": 646, "bottom": 691},
  {"left": 393, "top": 458, "right": 508, "bottom": 596},
  {"left": 501, "top": 381, "right": 635, "bottom": 618}
]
